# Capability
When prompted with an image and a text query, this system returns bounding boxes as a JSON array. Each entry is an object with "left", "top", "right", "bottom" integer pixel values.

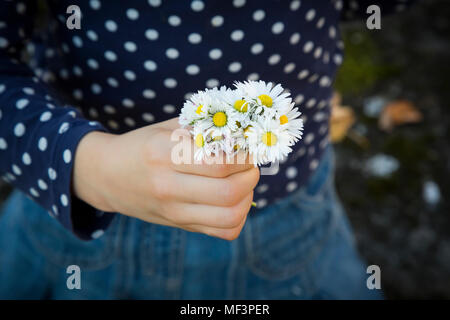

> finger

[
  {"left": 172, "top": 150, "right": 255, "bottom": 178},
  {"left": 165, "top": 166, "right": 259, "bottom": 206},
  {"left": 183, "top": 211, "right": 249, "bottom": 241},
  {"left": 164, "top": 191, "right": 254, "bottom": 229}
]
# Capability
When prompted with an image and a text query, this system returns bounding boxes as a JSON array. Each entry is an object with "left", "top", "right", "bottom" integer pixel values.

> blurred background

[{"left": 0, "top": 0, "right": 449, "bottom": 299}]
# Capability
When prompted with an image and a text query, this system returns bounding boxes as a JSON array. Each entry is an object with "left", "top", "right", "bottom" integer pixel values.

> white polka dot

[
  {"left": 286, "top": 181, "right": 298, "bottom": 192},
  {"left": 0, "top": 138, "right": 7, "bottom": 150},
  {"left": 314, "top": 47, "right": 323, "bottom": 59},
  {"left": 230, "top": 30, "right": 244, "bottom": 41},
  {"left": 73, "top": 89, "right": 83, "bottom": 100},
  {"left": 209, "top": 48, "right": 222, "bottom": 60},
  {"left": 333, "top": 54, "right": 343, "bottom": 65},
  {"left": 73, "top": 65, "right": 83, "bottom": 76},
  {"left": 268, "top": 54, "right": 281, "bottom": 65},
  {"left": 329, "top": 26, "right": 336, "bottom": 38},
  {"left": 256, "top": 183, "right": 269, "bottom": 193},
  {"left": 310, "top": 159, "right": 319, "bottom": 170},
  {"left": 12, "top": 164, "right": 21, "bottom": 175},
  {"left": 14, "top": 123, "right": 26, "bottom": 137},
  {"left": 38, "top": 179, "right": 48, "bottom": 190},
  {"left": 211, "top": 15, "right": 224, "bottom": 27},
  {"left": 297, "top": 69, "right": 309, "bottom": 79},
  {"left": 143, "top": 89, "right": 156, "bottom": 99},
  {"left": 168, "top": 15, "right": 181, "bottom": 26},
  {"left": 124, "top": 70, "right": 136, "bottom": 81},
  {"left": 316, "top": 17, "right": 326, "bottom": 29},
  {"left": 306, "top": 9, "right": 316, "bottom": 21},
  {"left": 191, "top": 0, "right": 204, "bottom": 11},
  {"left": 107, "top": 77, "right": 119, "bottom": 87},
  {"left": 108, "top": 120, "right": 119, "bottom": 130},
  {"left": 58, "top": 122, "right": 70, "bottom": 134},
  {"left": 188, "top": 33, "right": 202, "bottom": 44},
  {"left": 250, "top": 43, "right": 264, "bottom": 55},
  {"left": 91, "top": 83, "right": 102, "bottom": 94},
  {"left": 163, "top": 104, "right": 176, "bottom": 113},
  {"left": 124, "top": 117, "right": 136, "bottom": 127},
  {"left": 186, "top": 64, "right": 200, "bottom": 75},
  {"left": 290, "top": 32, "right": 301, "bottom": 45},
  {"left": 124, "top": 41, "right": 137, "bottom": 52},
  {"left": 90, "top": 0, "right": 101, "bottom": 10},
  {"left": 104, "top": 50, "right": 117, "bottom": 61},
  {"left": 247, "top": 73, "right": 259, "bottom": 81},
  {"left": 272, "top": 22, "right": 284, "bottom": 34},
  {"left": 206, "top": 78, "right": 219, "bottom": 88},
  {"left": 85, "top": 30, "right": 97, "bottom": 42},
  {"left": 0, "top": 84, "right": 5, "bottom": 94},
  {"left": 233, "top": 0, "right": 246, "bottom": 8},
  {"left": 145, "top": 29, "right": 159, "bottom": 41},
  {"left": 72, "top": 36, "right": 83, "bottom": 48},
  {"left": 103, "top": 105, "right": 115, "bottom": 114},
  {"left": 16, "top": 98, "right": 29, "bottom": 109},
  {"left": 148, "top": 0, "right": 161, "bottom": 7},
  {"left": 22, "top": 152, "right": 31, "bottom": 165},
  {"left": 0, "top": 37, "right": 8, "bottom": 49},
  {"left": 60, "top": 194, "right": 68, "bottom": 206},
  {"left": 144, "top": 60, "right": 157, "bottom": 71},
  {"left": 306, "top": 98, "right": 317, "bottom": 108},
  {"left": 87, "top": 58, "right": 99, "bottom": 69},
  {"left": 105, "top": 20, "right": 118, "bottom": 32},
  {"left": 166, "top": 48, "right": 179, "bottom": 59},
  {"left": 48, "top": 167, "right": 57, "bottom": 180},
  {"left": 88, "top": 229, "right": 105, "bottom": 240},
  {"left": 252, "top": 9, "right": 265, "bottom": 22},
  {"left": 294, "top": 94, "right": 304, "bottom": 105},
  {"left": 319, "top": 76, "right": 331, "bottom": 87},
  {"left": 126, "top": 8, "right": 139, "bottom": 20},
  {"left": 30, "top": 188, "right": 39, "bottom": 198},
  {"left": 164, "top": 78, "right": 177, "bottom": 88},
  {"left": 308, "top": 74, "right": 319, "bottom": 83},
  {"left": 228, "top": 62, "right": 242, "bottom": 73},
  {"left": 286, "top": 166, "right": 298, "bottom": 179},
  {"left": 38, "top": 137, "right": 47, "bottom": 151},
  {"left": 284, "top": 62, "right": 296, "bottom": 73},
  {"left": 122, "top": 98, "right": 135, "bottom": 108},
  {"left": 256, "top": 198, "right": 267, "bottom": 208},
  {"left": 142, "top": 112, "right": 155, "bottom": 122},
  {"left": 303, "top": 41, "right": 314, "bottom": 53},
  {"left": 305, "top": 133, "right": 315, "bottom": 144},
  {"left": 52, "top": 205, "right": 58, "bottom": 216},
  {"left": 22, "top": 87, "right": 34, "bottom": 95},
  {"left": 63, "top": 149, "right": 72, "bottom": 163},
  {"left": 290, "top": 0, "right": 301, "bottom": 11}
]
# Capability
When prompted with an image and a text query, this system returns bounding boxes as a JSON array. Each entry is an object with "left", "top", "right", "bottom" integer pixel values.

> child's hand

[{"left": 73, "top": 118, "right": 260, "bottom": 240}]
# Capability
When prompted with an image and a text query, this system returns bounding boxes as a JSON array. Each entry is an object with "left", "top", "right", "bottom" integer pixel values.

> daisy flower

[
  {"left": 246, "top": 119, "right": 293, "bottom": 166},
  {"left": 199, "top": 98, "right": 238, "bottom": 138},
  {"left": 179, "top": 90, "right": 212, "bottom": 127},
  {"left": 234, "top": 80, "right": 292, "bottom": 118},
  {"left": 220, "top": 87, "right": 253, "bottom": 127},
  {"left": 277, "top": 102, "right": 304, "bottom": 143}
]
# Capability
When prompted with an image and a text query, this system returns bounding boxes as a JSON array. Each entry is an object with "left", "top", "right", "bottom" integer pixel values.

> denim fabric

[{"left": 0, "top": 146, "right": 382, "bottom": 299}]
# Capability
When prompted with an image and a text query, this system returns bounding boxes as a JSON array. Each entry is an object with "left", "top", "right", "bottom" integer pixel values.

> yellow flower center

[
  {"left": 262, "top": 132, "right": 278, "bottom": 146},
  {"left": 280, "top": 115, "right": 289, "bottom": 125},
  {"left": 195, "top": 134, "right": 204, "bottom": 147},
  {"left": 195, "top": 104, "right": 203, "bottom": 115},
  {"left": 258, "top": 94, "right": 273, "bottom": 107},
  {"left": 212, "top": 111, "right": 227, "bottom": 127},
  {"left": 243, "top": 125, "right": 252, "bottom": 138},
  {"left": 234, "top": 99, "right": 248, "bottom": 113}
]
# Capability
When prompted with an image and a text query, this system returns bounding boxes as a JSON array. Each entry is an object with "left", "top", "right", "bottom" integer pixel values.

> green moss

[{"left": 334, "top": 29, "right": 401, "bottom": 95}]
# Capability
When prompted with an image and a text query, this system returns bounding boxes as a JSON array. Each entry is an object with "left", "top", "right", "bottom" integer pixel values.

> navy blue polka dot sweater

[{"left": 0, "top": 0, "right": 412, "bottom": 240}]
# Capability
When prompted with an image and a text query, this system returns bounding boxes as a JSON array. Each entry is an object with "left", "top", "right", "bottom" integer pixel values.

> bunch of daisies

[{"left": 179, "top": 80, "right": 304, "bottom": 166}]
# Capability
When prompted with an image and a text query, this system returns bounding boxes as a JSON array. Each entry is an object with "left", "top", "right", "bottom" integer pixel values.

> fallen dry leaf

[
  {"left": 378, "top": 100, "right": 423, "bottom": 131},
  {"left": 330, "top": 92, "right": 356, "bottom": 143}
]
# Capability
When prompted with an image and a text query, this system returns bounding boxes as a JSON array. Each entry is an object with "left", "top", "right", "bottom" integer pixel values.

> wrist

[{"left": 72, "top": 130, "right": 116, "bottom": 212}]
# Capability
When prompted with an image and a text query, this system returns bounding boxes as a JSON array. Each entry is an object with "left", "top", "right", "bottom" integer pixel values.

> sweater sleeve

[{"left": 0, "top": 0, "right": 116, "bottom": 240}]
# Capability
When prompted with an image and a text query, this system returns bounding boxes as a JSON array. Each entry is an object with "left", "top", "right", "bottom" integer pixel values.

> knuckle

[{"left": 224, "top": 205, "right": 245, "bottom": 228}]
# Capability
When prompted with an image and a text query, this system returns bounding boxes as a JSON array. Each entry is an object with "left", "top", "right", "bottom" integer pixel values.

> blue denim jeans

[{"left": 0, "top": 146, "right": 382, "bottom": 299}]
